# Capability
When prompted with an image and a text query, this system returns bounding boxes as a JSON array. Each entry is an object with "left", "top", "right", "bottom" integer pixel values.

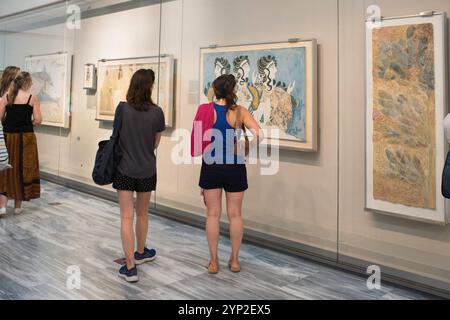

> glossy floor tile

[{"left": 0, "top": 181, "right": 439, "bottom": 300}]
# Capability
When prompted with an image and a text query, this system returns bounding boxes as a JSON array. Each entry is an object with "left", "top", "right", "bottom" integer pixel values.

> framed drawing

[
  {"left": 96, "top": 55, "right": 174, "bottom": 127},
  {"left": 366, "top": 12, "right": 449, "bottom": 224},
  {"left": 25, "top": 52, "right": 72, "bottom": 128},
  {"left": 83, "top": 63, "right": 96, "bottom": 90},
  {"left": 200, "top": 40, "right": 318, "bottom": 151}
]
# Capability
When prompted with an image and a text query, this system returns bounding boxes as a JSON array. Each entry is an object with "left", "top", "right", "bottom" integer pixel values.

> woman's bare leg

[
  {"left": 135, "top": 192, "right": 151, "bottom": 254},
  {"left": 226, "top": 192, "right": 245, "bottom": 269},
  {"left": 204, "top": 189, "right": 222, "bottom": 271},
  {"left": 118, "top": 190, "right": 135, "bottom": 269},
  {"left": 0, "top": 195, "right": 7, "bottom": 208}
]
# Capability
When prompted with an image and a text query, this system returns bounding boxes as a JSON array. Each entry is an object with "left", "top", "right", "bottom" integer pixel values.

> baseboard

[{"left": 40, "top": 171, "right": 450, "bottom": 299}]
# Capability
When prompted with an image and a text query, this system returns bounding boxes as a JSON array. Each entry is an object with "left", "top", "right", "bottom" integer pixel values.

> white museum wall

[
  {"left": 155, "top": 0, "right": 340, "bottom": 253},
  {"left": 339, "top": 0, "right": 450, "bottom": 288},
  {"left": 1, "top": 22, "right": 71, "bottom": 176}
]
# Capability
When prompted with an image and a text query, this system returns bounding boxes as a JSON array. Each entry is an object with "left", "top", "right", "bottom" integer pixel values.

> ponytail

[
  {"left": 7, "top": 72, "right": 32, "bottom": 105},
  {"left": 7, "top": 80, "right": 20, "bottom": 106},
  {"left": 212, "top": 74, "right": 238, "bottom": 114}
]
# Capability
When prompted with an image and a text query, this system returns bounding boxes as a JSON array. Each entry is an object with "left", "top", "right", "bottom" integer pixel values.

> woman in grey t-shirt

[{"left": 113, "top": 69, "right": 165, "bottom": 282}]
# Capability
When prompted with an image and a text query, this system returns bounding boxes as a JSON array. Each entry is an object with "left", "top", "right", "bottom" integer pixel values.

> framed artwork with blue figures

[{"left": 200, "top": 40, "right": 318, "bottom": 151}]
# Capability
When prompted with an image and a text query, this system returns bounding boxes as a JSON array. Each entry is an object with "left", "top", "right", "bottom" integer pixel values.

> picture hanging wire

[
  {"left": 365, "top": 10, "right": 444, "bottom": 22},
  {"left": 26, "top": 51, "right": 67, "bottom": 58},
  {"left": 201, "top": 38, "right": 316, "bottom": 50},
  {"left": 99, "top": 54, "right": 169, "bottom": 63}
]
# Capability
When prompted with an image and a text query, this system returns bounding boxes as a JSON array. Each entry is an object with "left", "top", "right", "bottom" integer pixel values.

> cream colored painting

[
  {"left": 366, "top": 14, "right": 449, "bottom": 224},
  {"left": 25, "top": 53, "right": 72, "bottom": 128},
  {"left": 96, "top": 56, "right": 174, "bottom": 127}
]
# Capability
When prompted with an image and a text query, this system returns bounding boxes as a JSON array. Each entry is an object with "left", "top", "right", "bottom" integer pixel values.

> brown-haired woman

[
  {"left": 0, "top": 66, "right": 20, "bottom": 97},
  {"left": 0, "top": 66, "right": 20, "bottom": 216},
  {"left": 113, "top": 69, "right": 166, "bottom": 283},
  {"left": 198, "top": 74, "right": 262, "bottom": 274},
  {"left": 0, "top": 71, "right": 42, "bottom": 216}
]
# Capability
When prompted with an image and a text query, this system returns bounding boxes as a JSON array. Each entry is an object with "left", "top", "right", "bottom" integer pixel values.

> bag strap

[{"left": 111, "top": 102, "right": 125, "bottom": 140}]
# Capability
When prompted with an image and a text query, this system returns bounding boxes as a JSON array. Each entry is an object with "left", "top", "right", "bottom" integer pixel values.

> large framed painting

[
  {"left": 200, "top": 41, "right": 318, "bottom": 151},
  {"left": 366, "top": 13, "right": 449, "bottom": 224},
  {"left": 25, "top": 53, "right": 72, "bottom": 128},
  {"left": 96, "top": 56, "right": 174, "bottom": 127}
]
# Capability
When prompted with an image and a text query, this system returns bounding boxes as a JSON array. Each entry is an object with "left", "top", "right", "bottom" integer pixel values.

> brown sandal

[
  {"left": 228, "top": 261, "right": 241, "bottom": 273},
  {"left": 207, "top": 262, "right": 219, "bottom": 274}
]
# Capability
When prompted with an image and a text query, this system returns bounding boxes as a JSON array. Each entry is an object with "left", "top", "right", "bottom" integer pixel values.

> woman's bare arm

[
  {"left": 241, "top": 106, "right": 264, "bottom": 143},
  {"left": 31, "top": 96, "right": 42, "bottom": 126},
  {"left": 0, "top": 95, "right": 7, "bottom": 122}
]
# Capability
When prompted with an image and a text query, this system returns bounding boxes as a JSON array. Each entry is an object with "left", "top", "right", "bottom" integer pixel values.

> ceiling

[{"left": 0, "top": 0, "right": 163, "bottom": 32}]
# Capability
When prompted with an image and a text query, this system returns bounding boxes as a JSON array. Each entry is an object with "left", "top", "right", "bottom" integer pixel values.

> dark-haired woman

[
  {"left": 0, "top": 71, "right": 42, "bottom": 216},
  {"left": 113, "top": 69, "right": 166, "bottom": 283},
  {"left": 193, "top": 74, "right": 262, "bottom": 274}
]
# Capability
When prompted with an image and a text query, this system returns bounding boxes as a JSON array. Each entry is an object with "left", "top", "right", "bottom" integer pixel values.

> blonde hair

[{"left": 7, "top": 71, "right": 32, "bottom": 105}]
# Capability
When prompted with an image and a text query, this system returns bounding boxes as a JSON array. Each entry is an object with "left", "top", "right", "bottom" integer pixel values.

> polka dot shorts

[{"left": 113, "top": 172, "right": 157, "bottom": 193}]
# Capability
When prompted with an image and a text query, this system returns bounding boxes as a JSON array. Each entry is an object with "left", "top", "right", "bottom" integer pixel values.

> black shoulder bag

[
  {"left": 92, "top": 102, "right": 125, "bottom": 185},
  {"left": 442, "top": 150, "right": 450, "bottom": 199}
]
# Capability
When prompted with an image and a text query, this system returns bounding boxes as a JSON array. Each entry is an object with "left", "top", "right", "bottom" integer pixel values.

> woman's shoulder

[
  {"left": 149, "top": 104, "right": 164, "bottom": 114},
  {"left": 198, "top": 102, "right": 214, "bottom": 110},
  {"left": 29, "top": 94, "right": 38, "bottom": 105}
]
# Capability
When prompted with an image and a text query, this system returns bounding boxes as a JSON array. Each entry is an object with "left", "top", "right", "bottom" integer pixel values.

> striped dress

[{"left": 0, "top": 124, "right": 11, "bottom": 170}]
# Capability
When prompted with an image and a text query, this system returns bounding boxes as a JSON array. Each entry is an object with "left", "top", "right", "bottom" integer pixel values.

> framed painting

[
  {"left": 25, "top": 52, "right": 72, "bottom": 128},
  {"left": 366, "top": 13, "right": 449, "bottom": 224},
  {"left": 96, "top": 55, "right": 174, "bottom": 127},
  {"left": 200, "top": 40, "right": 318, "bottom": 151},
  {"left": 83, "top": 63, "right": 96, "bottom": 90}
]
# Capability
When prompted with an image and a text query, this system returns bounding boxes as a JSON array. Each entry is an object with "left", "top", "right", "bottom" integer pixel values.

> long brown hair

[
  {"left": 213, "top": 74, "right": 237, "bottom": 113},
  {"left": 126, "top": 69, "right": 155, "bottom": 111},
  {"left": 8, "top": 71, "right": 32, "bottom": 106},
  {"left": 0, "top": 66, "right": 20, "bottom": 97}
]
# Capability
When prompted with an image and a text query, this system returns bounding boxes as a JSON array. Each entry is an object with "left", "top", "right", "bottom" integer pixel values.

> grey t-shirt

[{"left": 117, "top": 103, "right": 165, "bottom": 179}]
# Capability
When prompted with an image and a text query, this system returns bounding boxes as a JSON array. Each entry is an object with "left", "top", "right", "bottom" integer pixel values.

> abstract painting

[
  {"left": 96, "top": 56, "right": 174, "bottom": 127},
  {"left": 200, "top": 41, "right": 317, "bottom": 151},
  {"left": 366, "top": 13, "right": 449, "bottom": 224},
  {"left": 25, "top": 53, "right": 72, "bottom": 128}
]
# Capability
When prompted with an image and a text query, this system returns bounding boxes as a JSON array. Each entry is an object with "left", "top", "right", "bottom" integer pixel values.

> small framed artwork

[{"left": 83, "top": 63, "right": 96, "bottom": 90}]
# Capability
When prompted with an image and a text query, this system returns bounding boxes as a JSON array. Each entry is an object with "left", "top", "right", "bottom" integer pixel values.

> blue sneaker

[
  {"left": 134, "top": 248, "right": 157, "bottom": 265},
  {"left": 118, "top": 265, "right": 138, "bottom": 283}
]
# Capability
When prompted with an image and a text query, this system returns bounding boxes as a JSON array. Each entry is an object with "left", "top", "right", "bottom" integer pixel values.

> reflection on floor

[{"left": 0, "top": 181, "right": 438, "bottom": 300}]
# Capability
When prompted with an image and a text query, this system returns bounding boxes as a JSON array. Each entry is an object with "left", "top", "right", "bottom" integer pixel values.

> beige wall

[
  {"left": 1, "top": 0, "right": 450, "bottom": 291},
  {"left": 339, "top": 0, "right": 450, "bottom": 289}
]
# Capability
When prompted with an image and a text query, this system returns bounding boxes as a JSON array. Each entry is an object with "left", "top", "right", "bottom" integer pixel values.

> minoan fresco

[
  {"left": 200, "top": 41, "right": 317, "bottom": 151},
  {"left": 372, "top": 23, "right": 436, "bottom": 209}
]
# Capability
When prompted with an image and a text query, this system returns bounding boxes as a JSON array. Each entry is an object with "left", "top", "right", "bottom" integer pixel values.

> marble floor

[{"left": 0, "top": 181, "right": 438, "bottom": 300}]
